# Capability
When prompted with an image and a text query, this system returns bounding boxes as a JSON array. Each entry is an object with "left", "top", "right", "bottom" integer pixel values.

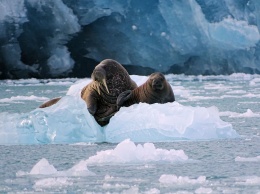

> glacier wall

[{"left": 0, "top": 0, "right": 260, "bottom": 79}]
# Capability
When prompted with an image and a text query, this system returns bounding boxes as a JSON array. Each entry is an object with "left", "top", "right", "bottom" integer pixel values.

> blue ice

[
  {"left": 0, "top": 0, "right": 260, "bottom": 78},
  {"left": 0, "top": 77, "right": 239, "bottom": 145}
]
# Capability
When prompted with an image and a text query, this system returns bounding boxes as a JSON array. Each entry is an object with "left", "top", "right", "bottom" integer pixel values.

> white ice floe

[
  {"left": 0, "top": 75, "right": 239, "bottom": 144},
  {"left": 33, "top": 177, "right": 73, "bottom": 189},
  {"left": 195, "top": 187, "right": 213, "bottom": 194},
  {"left": 1, "top": 78, "right": 78, "bottom": 86},
  {"left": 159, "top": 174, "right": 206, "bottom": 185},
  {"left": 235, "top": 156, "right": 260, "bottom": 162},
  {"left": 235, "top": 176, "right": 260, "bottom": 185},
  {"left": 17, "top": 139, "right": 190, "bottom": 185},
  {"left": 220, "top": 109, "right": 260, "bottom": 118},
  {"left": 0, "top": 95, "right": 49, "bottom": 103},
  {"left": 17, "top": 158, "right": 95, "bottom": 177},
  {"left": 30, "top": 158, "right": 57, "bottom": 175},
  {"left": 86, "top": 139, "right": 188, "bottom": 165},
  {"left": 106, "top": 103, "right": 238, "bottom": 142}
]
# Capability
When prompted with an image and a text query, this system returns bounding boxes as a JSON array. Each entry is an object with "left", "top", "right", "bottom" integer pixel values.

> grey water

[{"left": 0, "top": 75, "right": 260, "bottom": 193}]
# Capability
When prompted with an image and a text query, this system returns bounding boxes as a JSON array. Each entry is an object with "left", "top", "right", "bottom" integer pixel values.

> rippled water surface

[{"left": 0, "top": 74, "right": 260, "bottom": 193}]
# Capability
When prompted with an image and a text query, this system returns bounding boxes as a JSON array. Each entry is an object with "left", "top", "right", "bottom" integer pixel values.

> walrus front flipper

[
  {"left": 84, "top": 90, "right": 99, "bottom": 116},
  {"left": 117, "top": 90, "right": 132, "bottom": 108},
  {"left": 39, "top": 97, "right": 61, "bottom": 108}
]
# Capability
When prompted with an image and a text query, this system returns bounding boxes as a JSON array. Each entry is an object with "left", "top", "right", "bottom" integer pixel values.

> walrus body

[
  {"left": 39, "top": 59, "right": 137, "bottom": 126},
  {"left": 117, "top": 72, "right": 175, "bottom": 108},
  {"left": 81, "top": 59, "right": 137, "bottom": 126}
]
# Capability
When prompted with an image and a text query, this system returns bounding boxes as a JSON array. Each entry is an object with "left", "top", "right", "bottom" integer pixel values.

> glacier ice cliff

[{"left": 0, "top": 0, "right": 260, "bottom": 79}]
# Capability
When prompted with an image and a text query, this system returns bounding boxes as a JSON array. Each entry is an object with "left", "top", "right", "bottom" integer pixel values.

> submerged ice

[
  {"left": 1, "top": 0, "right": 260, "bottom": 79},
  {"left": 0, "top": 76, "right": 239, "bottom": 145}
]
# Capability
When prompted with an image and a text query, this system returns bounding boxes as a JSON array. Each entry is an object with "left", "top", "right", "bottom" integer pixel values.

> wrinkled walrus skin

[
  {"left": 117, "top": 72, "right": 175, "bottom": 108},
  {"left": 81, "top": 59, "right": 137, "bottom": 126},
  {"left": 39, "top": 59, "right": 137, "bottom": 126}
]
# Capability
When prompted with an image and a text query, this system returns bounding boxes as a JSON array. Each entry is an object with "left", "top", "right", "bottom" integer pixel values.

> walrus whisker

[{"left": 102, "top": 78, "right": 109, "bottom": 93}]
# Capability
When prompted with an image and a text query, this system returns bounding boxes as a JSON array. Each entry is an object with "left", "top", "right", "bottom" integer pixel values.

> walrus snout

[
  {"left": 152, "top": 79, "right": 164, "bottom": 90},
  {"left": 92, "top": 68, "right": 110, "bottom": 94}
]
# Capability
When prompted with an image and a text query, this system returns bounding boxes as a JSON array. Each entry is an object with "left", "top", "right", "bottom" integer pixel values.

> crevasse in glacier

[{"left": 0, "top": 0, "right": 260, "bottom": 79}]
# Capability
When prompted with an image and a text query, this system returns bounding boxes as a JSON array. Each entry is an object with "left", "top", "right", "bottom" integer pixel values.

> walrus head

[
  {"left": 149, "top": 72, "right": 166, "bottom": 91},
  {"left": 91, "top": 67, "right": 110, "bottom": 94}
]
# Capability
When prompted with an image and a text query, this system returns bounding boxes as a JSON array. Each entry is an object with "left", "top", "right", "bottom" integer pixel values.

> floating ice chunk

[
  {"left": 235, "top": 156, "right": 260, "bottom": 162},
  {"left": 237, "top": 109, "right": 260, "bottom": 117},
  {"left": 235, "top": 176, "right": 260, "bottom": 185},
  {"left": 159, "top": 174, "right": 207, "bottom": 185},
  {"left": 102, "top": 183, "right": 130, "bottom": 189},
  {"left": 0, "top": 75, "right": 239, "bottom": 145},
  {"left": 220, "top": 109, "right": 260, "bottom": 118},
  {"left": 0, "top": 95, "right": 49, "bottom": 103},
  {"left": 30, "top": 158, "right": 57, "bottom": 175},
  {"left": 106, "top": 103, "right": 238, "bottom": 142},
  {"left": 70, "top": 142, "right": 96, "bottom": 146},
  {"left": 86, "top": 139, "right": 188, "bottom": 165},
  {"left": 60, "top": 160, "right": 95, "bottom": 177},
  {"left": 144, "top": 188, "right": 160, "bottom": 194},
  {"left": 195, "top": 187, "right": 213, "bottom": 194},
  {"left": 18, "top": 158, "right": 94, "bottom": 177},
  {"left": 16, "top": 94, "right": 104, "bottom": 144},
  {"left": 120, "top": 186, "right": 139, "bottom": 194},
  {"left": 33, "top": 177, "right": 73, "bottom": 189},
  {"left": 0, "top": 112, "right": 37, "bottom": 145}
]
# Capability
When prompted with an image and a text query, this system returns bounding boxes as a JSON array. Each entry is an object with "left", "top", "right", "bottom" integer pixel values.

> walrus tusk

[
  {"left": 102, "top": 78, "right": 109, "bottom": 93},
  {"left": 96, "top": 81, "right": 101, "bottom": 95}
]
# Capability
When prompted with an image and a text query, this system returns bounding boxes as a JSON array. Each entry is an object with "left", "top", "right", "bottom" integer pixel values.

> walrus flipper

[
  {"left": 117, "top": 90, "right": 132, "bottom": 108},
  {"left": 84, "top": 90, "right": 99, "bottom": 116},
  {"left": 39, "top": 97, "right": 61, "bottom": 108}
]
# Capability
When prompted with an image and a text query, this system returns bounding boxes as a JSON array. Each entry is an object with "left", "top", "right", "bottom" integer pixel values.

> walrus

[
  {"left": 117, "top": 72, "right": 175, "bottom": 108},
  {"left": 39, "top": 59, "right": 137, "bottom": 126},
  {"left": 39, "top": 97, "right": 61, "bottom": 108},
  {"left": 81, "top": 59, "right": 137, "bottom": 126}
]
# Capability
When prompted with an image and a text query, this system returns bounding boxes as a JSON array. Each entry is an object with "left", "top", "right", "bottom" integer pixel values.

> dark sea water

[{"left": 0, "top": 74, "right": 260, "bottom": 193}]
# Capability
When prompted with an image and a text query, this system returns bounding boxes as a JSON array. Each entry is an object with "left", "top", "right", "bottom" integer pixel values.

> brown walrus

[
  {"left": 81, "top": 59, "right": 137, "bottom": 126},
  {"left": 117, "top": 72, "right": 175, "bottom": 108},
  {"left": 39, "top": 59, "right": 137, "bottom": 126}
]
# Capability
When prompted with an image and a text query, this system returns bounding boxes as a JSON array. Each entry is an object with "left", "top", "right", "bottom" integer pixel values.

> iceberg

[
  {"left": 1, "top": 0, "right": 260, "bottom": 79},
  {"left": 17, "top": 158, "right": 95, "bottom": 177},
  {"left": 86, "top": 139, "right": 188, "bottom": 164},
  {"left": 0, "top": 76, "right": 239, "bottom": 145}
]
